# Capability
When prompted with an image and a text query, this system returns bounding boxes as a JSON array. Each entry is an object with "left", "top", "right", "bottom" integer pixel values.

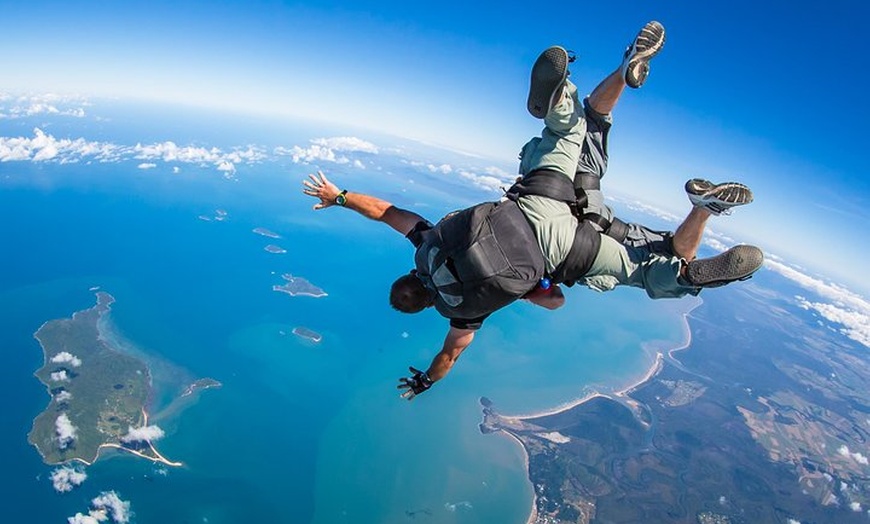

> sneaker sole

[
  {"left": 527, "top": 46, "right": 569, "bottom": 119},
  {"left": 625, "top": 21, "right": 666, "bottom": 88},
  {"left": 686, "top": 245, "right": 764, "bottom": 288},
  {"left": 686, "top": 180, "right": 754, "bottom": 205}
]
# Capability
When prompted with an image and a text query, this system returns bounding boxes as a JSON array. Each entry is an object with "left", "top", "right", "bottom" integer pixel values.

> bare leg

[
  {"left": 672, "top": 206, "right": 713, "bottom": 261},
  {"left": 587, "top": 68, "right": 627, "bottom": 115}
]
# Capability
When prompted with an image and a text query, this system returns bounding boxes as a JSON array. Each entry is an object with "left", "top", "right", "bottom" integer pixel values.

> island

[
  {"left": 479, "top": 287, "right": 870, "bottom": 524},
  {"left": 28, "top": 292, "right": 219, "bottom": 468},
  {"left": 292, "top": 326, "right": 323, "bottom": 343},
  {"left": 253, "top": 227, "right": 281, "bottom": 239},
  {"left": 264, "top": 244, "right": 287, "bottom": 254},
  {"left": 272, "top": 273, "right": 327, "bottom": 298},
  {"left": 181, "top": 378, "right": 223, "bottom": 398}
]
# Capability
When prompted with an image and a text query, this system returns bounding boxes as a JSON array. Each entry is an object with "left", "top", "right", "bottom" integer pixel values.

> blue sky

[{"left": 1, "top": 0, "right": 869, "bottom": 294}]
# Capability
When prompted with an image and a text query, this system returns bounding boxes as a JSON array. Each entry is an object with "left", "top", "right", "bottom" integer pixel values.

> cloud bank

[
  {"left": 0, "top": 93, "right": 88, "bottom": 120},
  {"left": 0, "top": 128, "right": 120, "bottom": 163},
  {"left": 765, "top": 258, "right": 870, "bottom": 348},
  {"left": 276, "top": 136, "right": 377, "bottom": 167},
  {"left": 0, "top": 128, "right": 265, "bottom": 174}
]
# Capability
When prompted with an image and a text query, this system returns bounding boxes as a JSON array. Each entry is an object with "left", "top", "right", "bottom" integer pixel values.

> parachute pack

[{"left": 413, "top": 200, "right": 545, "bottom": 321}]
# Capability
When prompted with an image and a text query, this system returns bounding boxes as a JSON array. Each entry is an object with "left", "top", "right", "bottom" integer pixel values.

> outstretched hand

[
  {"left": 397, "top": 366, "right": 434, "bottom": 401},
  {"left": 302, "top": 171, "right": 341, "bottom": 210}
]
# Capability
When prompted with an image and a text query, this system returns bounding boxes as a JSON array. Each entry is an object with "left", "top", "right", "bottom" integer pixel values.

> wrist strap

[{"left": 335, "top": 189, "right": 348, "bottom": 206}]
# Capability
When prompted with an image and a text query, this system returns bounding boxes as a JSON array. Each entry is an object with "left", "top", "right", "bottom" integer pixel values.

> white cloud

[
  {"left": 850, "top": 502, "right": 862, "bottom": 512},
  {"left": 51, "top": 370, "right": 70, "bottom": 382},
  {"left": 837, "top": 445, "right": 869, "bottom": 465},
  {"left": 455, "top": 168, "right": 512, "bottom": 193},
  {"left": 787, "top": 520, "right": 801, "bottom": 524},
  {"left": 703, "top": 237, "right": 728, "bottom": 253},
  {"left": 56, "top": 413, "right": 77, "bottom": 449},
  {"left": 610, "top": 196, "right": 683, "bottom": 225},
  {"left": 91, "top": 492, "right": 132, "bottom": 524},
  {"left": 55, "top": 390, "right": 73, "bottom": 402},
  {"left": 216, "top": 160, "right": 235, "bottom": 173},
  {"left": 427, "top": 163, "right": 453, "bottom": 174},
  {"left": 51, "top": 466, "right": 87, "bottom": 492},
  {"left": 51, "top": 351, "right": 82, "bottom": 367},
  {"left": 121, "top": 424, "right": 165, "bottom": 443},
  {"left": 68, "top": 491, "right": 132, "bottom": 524},
  {"left": 277, "top": 136, "right": 378, "bottom": 165},
  {"left": 312, "top": 136, "right": 378, "bottom": 153},
  {"left": 0, "top": 128, "right": 266, "bottom": 174},
  {"left": 68, "top": 513, "right": 106, "bottom": 524},
  {"left": 0, "top": 94, "right": 88, "bottom": 119},
  {"left": 0, "top": 128, "right": 121, "bottom": 163},
  {"left": 765, "top": 258, "right": 870, "bottom": 348}
]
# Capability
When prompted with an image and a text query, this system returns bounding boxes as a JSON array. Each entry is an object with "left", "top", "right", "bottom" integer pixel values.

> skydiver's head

[{"left": 389, "top": 270, "right": 435, "bottom": 313}]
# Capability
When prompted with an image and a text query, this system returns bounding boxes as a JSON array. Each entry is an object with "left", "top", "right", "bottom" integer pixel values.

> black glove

[{"left": 397, "top": 366, "right": 434, "bottom": 400}]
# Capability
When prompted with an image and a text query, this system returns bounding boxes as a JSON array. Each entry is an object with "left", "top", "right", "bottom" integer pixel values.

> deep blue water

[{"left": 0, "top": 110, "right": 694, "bottom": 523}]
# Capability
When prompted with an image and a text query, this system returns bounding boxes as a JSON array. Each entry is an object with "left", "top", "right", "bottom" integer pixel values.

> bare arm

[
  {"left": 426, "top": 326, "right": 475, "bottom": 382},
  {"left": 523, "top": 283, "right": 565, "bottom": 310},
  {"left": 302, "top": 171, "right": 425, "bottom": 236}
]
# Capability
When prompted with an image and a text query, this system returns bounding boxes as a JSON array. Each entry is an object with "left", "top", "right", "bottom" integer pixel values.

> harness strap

[
  {"left": 582, "top": 212, "right": 611, "bottom": 231},
  {"left": 506, "top": 169, "right": 576, "bottom": 204},
  {"left": 606, "top": 217, "right": 629, "bottom": 243},
  {"left": 574, "top": 173, "right": 601, "bottom": 191},
  {"left": 550, "top": 220, "right": 601, "bottom": 285}
]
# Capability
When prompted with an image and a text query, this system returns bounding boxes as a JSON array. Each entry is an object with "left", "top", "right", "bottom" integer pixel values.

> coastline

[
  {"left": 487, "top": 300, "right": 698, "bottom": 524},
  {"left": 57, "top": 408, "right": 183, "bottom": 468},
  {"left": 29, "top": 291, "right": 182, "bottom": 469}
]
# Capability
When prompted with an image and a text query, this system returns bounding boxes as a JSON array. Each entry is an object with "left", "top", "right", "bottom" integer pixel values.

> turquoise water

[{"left": 0, "top": 122, "right": 691, "bottom": 523}]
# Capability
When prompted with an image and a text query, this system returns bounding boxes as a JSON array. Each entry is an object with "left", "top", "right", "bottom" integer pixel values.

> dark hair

[{"left": 389, "top": 272, "right": 433, "bottom": 313}]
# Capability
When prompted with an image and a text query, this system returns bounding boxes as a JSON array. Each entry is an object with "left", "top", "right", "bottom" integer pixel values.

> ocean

[{"left": 0, "top": 119, "right": 691, "bottom": 523}]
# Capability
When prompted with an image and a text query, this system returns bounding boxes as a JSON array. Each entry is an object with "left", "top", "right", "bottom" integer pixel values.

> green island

[{"left": 29, "top": 292, "right": 182, "bottom": 467}]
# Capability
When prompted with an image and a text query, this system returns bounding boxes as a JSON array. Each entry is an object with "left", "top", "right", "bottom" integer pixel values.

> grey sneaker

[
  {"left": 527, "top": 46, "right": 572, "bottom": 119},
  {"left": 620, "top": 21, "right": 666, "bottom": 89},
  {"left": 685, "top": 245, "right": 764, "bottom": 288},
  {"left": 686, "top": 179, "right": 753, "bottom": 215}
]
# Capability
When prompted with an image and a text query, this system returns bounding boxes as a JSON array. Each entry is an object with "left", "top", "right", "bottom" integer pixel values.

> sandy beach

[{"left": 487, "top": 300, "right": 700, "bottom": 524}]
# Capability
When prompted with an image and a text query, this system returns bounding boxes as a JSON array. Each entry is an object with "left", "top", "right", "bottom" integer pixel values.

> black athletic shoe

[
  {"left": 685, "top": 245, "right": 764, "bottom": 288},
  {"left": 685, "top": 179, "right": 754, "bottom": 216},
  {"left": 620, "top": 21, "right": 666, "bottom": 89},
  {"left": 527, "top": 46, "right": 572, "bottom": 119}
]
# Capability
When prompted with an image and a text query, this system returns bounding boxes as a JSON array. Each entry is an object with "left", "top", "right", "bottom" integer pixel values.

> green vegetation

[{"left": 28, "top": 292, "right": 150, "bottom": 465}]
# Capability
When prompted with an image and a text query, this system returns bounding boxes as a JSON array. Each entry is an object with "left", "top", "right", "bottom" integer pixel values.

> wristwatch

[{"left": 334, "top": 189, "right": 348, "bottom": 207}]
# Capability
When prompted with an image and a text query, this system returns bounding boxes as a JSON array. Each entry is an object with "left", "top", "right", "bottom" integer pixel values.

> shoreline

[
  {"left": 29, "top": 291, "right": 182, "bottom": 469},
  {"left": 489, "top": 300, "right": 699, "bottom": 524}
]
